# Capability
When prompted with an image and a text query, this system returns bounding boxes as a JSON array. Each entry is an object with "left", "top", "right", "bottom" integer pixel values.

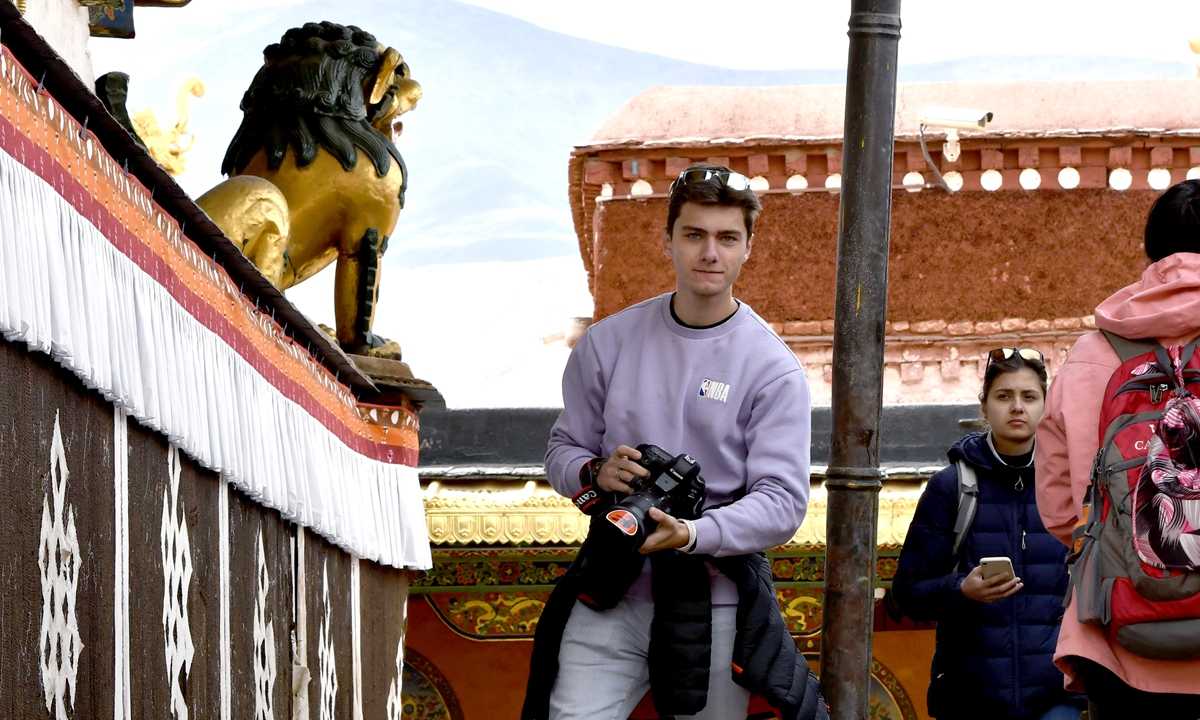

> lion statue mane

[{"left": 198, "top": 21, "right": 422, "bottom": 358}]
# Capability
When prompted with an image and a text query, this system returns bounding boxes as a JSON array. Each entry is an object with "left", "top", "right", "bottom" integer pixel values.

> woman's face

[{"left": 982, "top": 367, "right": 1046, "bottom": 448}]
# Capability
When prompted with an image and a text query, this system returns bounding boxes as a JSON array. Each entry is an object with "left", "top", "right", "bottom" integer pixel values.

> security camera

[
  {"left": 917, "top": 107, "right": 993, "bottom": 164},
  {"left": 917, "top": 106, "right": 993, "bottom": 131},
  {"left": 915, "top": 106, "right": 995, "bottom": 189}
]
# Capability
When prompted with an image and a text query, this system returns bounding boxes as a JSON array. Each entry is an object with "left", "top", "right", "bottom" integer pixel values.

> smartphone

[{"left": 979, "top": 557, "right": 1015, "bottom": 581}]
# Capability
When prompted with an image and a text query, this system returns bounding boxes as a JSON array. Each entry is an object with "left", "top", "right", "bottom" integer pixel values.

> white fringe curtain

[{"left": 0, "top": 146, "right": 430, "bottom": 570}]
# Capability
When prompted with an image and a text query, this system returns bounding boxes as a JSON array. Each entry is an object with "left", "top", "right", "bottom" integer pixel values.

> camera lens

[{"left": 596, "top": 489, "right": 662, "bottom": 552}]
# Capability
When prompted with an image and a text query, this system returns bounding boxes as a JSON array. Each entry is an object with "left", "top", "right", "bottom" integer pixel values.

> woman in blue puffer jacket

[{"left": 892, "top": 349, "right": 1085, "bottom": 720}]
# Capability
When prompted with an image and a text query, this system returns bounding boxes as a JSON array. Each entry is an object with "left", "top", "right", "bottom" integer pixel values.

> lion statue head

[{"left": 220, "top": 21, "right": 422, "bottom": 202}]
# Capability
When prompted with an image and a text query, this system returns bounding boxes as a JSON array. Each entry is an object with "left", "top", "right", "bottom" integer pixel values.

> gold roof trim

[
  {"left": 423, "top": 481, "right": 924, "bottom": 547},
  {"left": 424, "top": 481, "right": 588, "bottom": 545}
]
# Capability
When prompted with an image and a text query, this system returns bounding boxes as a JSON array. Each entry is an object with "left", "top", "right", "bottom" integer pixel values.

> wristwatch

[
  {"left": 580, "top": 457, "right": 606, "bottom": 489},
  {"left": 572, "top": 457, "right": 611, "bottom": 515}
]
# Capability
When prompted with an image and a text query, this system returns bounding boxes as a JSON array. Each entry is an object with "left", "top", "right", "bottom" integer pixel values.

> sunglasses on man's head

[
  {"left": 670, "top": 168, "right": 753, "bottom": 192},
  {"left": 986, "top": 347, "right": 1045, "bottom": 371}
]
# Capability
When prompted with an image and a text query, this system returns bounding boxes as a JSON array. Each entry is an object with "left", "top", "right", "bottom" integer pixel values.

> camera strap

[
  {"left": 572, "top": 486, "right": 604, "bottom": 514},
  {"left": 573, "top": 457, "right": 615, "bottom": 516}
]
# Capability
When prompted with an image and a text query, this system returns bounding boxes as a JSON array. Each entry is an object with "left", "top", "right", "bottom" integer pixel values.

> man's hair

[
  {"left": 1145, "top": 179, "right": 1200, "bottom": 262},
  {"left": 666, "top": 163, "right": 762, "bottom": 237}
]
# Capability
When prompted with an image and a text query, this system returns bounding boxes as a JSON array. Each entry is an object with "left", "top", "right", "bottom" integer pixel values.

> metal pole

[{"left": 820, "top": 2, "right": 901, "bottom": 718}]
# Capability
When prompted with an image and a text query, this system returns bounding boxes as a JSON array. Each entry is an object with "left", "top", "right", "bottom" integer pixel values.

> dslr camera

[{"left": 589, "top": 444, "right": 707, "bottom": 552}]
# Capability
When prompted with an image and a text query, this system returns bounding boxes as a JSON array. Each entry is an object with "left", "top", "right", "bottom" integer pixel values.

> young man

[{"left": 541, "top": 164, "right": 814, "bottom": 719}]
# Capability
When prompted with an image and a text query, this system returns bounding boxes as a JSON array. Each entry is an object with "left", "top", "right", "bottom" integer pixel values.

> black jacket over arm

[{"left": 521, "top": 518, "right": 826, "bottom": 720}]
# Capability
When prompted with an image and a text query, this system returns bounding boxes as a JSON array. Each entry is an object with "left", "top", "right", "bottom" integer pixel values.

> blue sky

[
  {"left": 85, "top": 1, "right": 1200, "bottom": 407},
  {"left": 457, "top": 1, "right": 1200, "bottom": 70},
  {"left": 89, "top": 0, "right": 1200, "bottom": 268}
]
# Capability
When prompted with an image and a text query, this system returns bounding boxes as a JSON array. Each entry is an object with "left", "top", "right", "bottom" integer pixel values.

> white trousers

[{"left": 548, "top": 598, "right": 752, "bottom": 720}]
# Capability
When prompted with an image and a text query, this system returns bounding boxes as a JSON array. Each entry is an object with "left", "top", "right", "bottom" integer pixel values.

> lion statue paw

[
  {"left": 362, "top": 340, "right": 403, "bottom": 361},
  {"left": 317, "top": 325, "right": 402, "bottom": 360},
  {"left": 359, "top": 332, "right": 403, "bottom": 361}
]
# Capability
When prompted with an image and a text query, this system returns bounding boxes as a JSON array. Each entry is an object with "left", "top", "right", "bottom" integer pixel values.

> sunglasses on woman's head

[
  {"left": 670, "top": 168, "right": 752, "bottom": 193},
  {"left": 986, "top": 347, "right": 1044, "bottom": 371}
]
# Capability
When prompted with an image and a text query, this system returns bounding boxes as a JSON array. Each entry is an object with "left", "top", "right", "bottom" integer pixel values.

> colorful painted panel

[
  {"left": 799, "top": 655, "right": 918, "bottom": 720},
  {"left": 418, "top": 549, "right": 576, "bottom": 592},
  {"left": 401, "top": 648, "right": 464, "bottom": 720},
  {"left": 428, "top": 592, "right": 551, "bottom": 639},
  {"left": 87, "top": 2, "right": 135, "bottom": 39},
  {"left": 415, "top": 546, "right": 900, "bottom": 594},
  {"left": 779, "top": 587, "right": 823, "bottom": 636},
  {"left": 425, "top": 587, "right": 893, "bottom": 644},
  {"left": 416, "top": 546, "right": 906, "bottom": 642},
  {"left": 869, "top": 658, "right": 920, "bottom": 720}
]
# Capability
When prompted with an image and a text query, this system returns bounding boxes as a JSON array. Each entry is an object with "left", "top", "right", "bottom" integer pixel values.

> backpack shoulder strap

[
  {"left": 1100, "top": 329, "right": 1161, "bottom": 363},
  {"left": 951, "top": 460, "right": 979, "bottom": 558}
]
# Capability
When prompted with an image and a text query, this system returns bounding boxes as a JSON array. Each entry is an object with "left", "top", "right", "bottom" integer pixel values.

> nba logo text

[{"left": 698, "top": 379, "right": 730, "bottom": 403}]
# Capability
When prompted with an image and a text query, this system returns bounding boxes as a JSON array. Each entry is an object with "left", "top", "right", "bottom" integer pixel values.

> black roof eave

[{"left": 417, "top": 404, "right": 983, "bottom": 471}]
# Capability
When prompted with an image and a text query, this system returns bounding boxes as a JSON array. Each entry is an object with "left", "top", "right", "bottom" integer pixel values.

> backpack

[
  {"left": 1067, "top": 331, "right": 1200, "bottom": 660},
  {"left": 950, "top": 444, "right": 1027, "bottom": 559},
  {"left": 952, "top": 460, "right": 979, "bottom": 558}
]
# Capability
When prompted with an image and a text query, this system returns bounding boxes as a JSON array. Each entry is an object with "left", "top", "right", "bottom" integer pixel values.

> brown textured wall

[
  {"left": 0, "top": 340, "right": 118, "bottom": 719},
  {"left": 592, "top": 190, "right": 1156, "bottom": 322},
  {"left": 359, "top": 562, "right": 409, "bottom": 720},
  {"left": 229, "top": 487, "right": 294, "bottom": 720},
  {"left": 305, "top": 530, "right": 356, "bottom": 720}
]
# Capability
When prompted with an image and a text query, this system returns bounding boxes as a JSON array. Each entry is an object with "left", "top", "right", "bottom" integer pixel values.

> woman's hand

[
  {"left": 595, "top": 444, "right": 651, "bottom": 494},
  {"left": 960, "top": 565, "right": 1023, "bottom": 603}
]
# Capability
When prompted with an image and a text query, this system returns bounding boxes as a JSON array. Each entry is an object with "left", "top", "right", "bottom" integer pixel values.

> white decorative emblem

[
  {"left": 385, "top": 639, "right": 405, "bottom": 720},
  {"left": 161, "top": 446, "right": 194, "bottom": 720},
  {"left": 317, "top": 563, "right": 339, "bottom": 720},
  {"left": 698, "top": 378, "right": 730, "bottom": 403},
  {"left": 253, "top": 529, "right": 276, "bottom": 720},
  {"left": 38, "top": 412, "right": 83, "bottom": 720}
]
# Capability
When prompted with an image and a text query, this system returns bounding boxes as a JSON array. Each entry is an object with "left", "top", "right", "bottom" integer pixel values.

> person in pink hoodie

[{"left": 1036, "top": 180, "right": 1200, "bottom": 717}]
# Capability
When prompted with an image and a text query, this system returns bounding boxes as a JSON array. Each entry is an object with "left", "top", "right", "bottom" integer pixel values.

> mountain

[
  {"left": 86, "top": 2, "right": 1196, "bottom": 407},
  {"left": 91, "top": 1, "right": 1192, "bottom": 269}
]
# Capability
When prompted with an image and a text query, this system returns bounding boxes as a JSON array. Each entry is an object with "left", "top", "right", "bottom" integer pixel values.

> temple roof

[
  {"left": 584, "top": 79, "right": 1200, "bottom": 148},
  {"left": 0, "top": 3, "right": 375, "bottom": 395}
]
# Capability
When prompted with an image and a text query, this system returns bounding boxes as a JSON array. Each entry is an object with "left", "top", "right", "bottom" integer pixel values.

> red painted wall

[{"left": 590, "top": 190, "right": 1154, "bottom": 323}]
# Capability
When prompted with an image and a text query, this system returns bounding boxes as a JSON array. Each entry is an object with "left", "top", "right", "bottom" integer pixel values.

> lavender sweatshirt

[{"left": 546, "top": 293, "right": 811, "bottom": 604}]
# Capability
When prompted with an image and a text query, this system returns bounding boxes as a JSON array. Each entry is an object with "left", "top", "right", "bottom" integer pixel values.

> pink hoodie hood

[{"left": 1094, "top": 252, "right": 1200, "bottom": 344}]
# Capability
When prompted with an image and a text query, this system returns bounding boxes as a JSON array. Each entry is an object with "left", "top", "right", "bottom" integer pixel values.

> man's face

[{"left": 661, "top": 202, "right": 752, "bottom": 299}]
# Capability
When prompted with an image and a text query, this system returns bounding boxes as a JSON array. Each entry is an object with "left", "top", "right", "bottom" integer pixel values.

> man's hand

[
  {"left": 596, "top": 444, "right": 651, "bottom": 494},
  {"left": 638, "top": 507, "right": 691, "bottom": 554},
  {"left": 960, "top": 565, "right": 1022, "bottom": 603}
]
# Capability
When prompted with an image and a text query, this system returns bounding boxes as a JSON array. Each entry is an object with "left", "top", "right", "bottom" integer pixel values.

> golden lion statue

[{"left": 197, "top": 22, "right": 421, "bottom": 357}]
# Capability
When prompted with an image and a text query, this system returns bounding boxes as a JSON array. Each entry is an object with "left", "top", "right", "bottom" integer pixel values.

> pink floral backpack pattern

[{"left": 1132, "top": 362, "right": 1200, "bottom": 570}]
